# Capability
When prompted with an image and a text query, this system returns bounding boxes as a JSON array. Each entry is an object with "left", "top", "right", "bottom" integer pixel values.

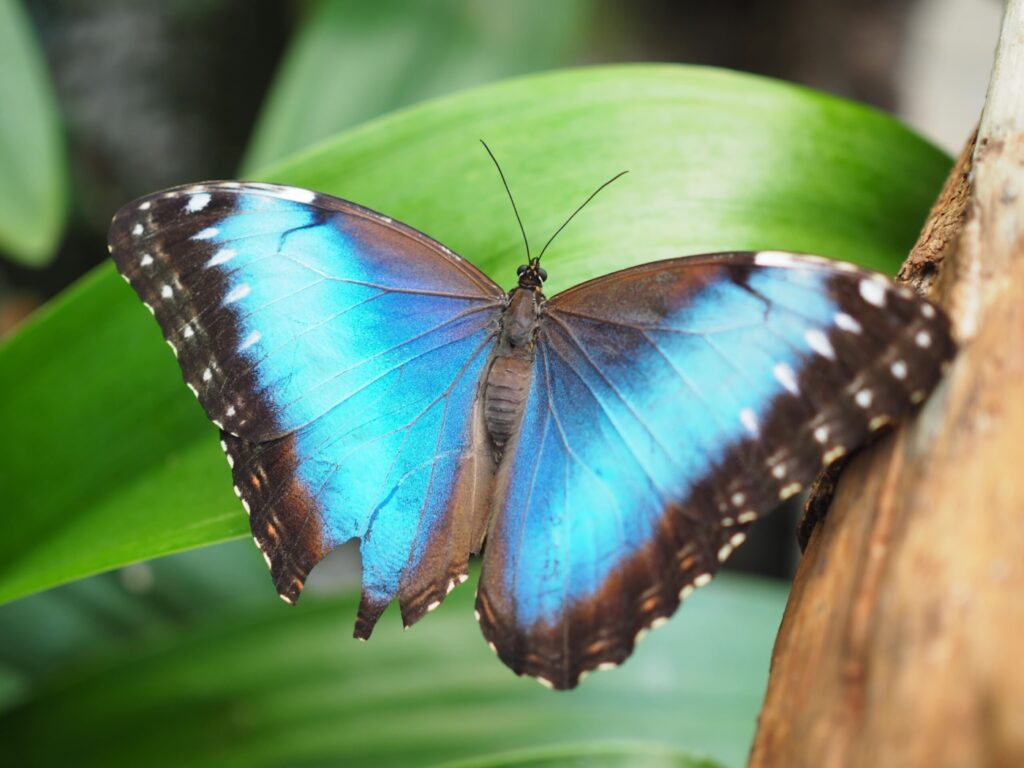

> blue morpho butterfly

[{"left": 108, "top": 146, "right": 954, "bottom": 689}]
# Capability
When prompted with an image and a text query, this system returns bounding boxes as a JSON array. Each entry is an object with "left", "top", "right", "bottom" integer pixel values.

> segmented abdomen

[{"left": 483, "top": 354, "right": 533, "bottom": 450}]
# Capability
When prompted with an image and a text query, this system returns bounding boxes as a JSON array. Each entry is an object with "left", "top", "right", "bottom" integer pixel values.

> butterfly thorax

[{"left": 483, "top": 287, "right": 544, "bottom": 453}]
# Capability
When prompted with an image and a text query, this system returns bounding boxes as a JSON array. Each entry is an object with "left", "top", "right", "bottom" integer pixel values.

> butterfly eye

[
  {"left": 538, "top": 267, "right": 548, "bottom": 282},
  {"left": 517, "top": 265, "right": 527, "bottom": 276}
]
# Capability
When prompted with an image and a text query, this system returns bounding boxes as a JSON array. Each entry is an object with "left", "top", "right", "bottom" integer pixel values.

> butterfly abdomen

[
  {"left": 484, "top": 354, "right": 534, "bottom": 450},
  {"left": 483, "top": 288, "right": 544, "bottom": 451}
]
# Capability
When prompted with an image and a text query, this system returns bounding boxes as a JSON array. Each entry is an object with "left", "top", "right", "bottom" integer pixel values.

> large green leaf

[
  {"left": 0, "top": 571, "right": 781, "bottom": 768},
  {"left": 0, "top": 65, "right": 950, "bottom": 604},
  {"left": 241, "top": 0, "right": 591, "bottom": 174},
  {"left": 0, "top": 0, "right": 67, "bottom": 266}
]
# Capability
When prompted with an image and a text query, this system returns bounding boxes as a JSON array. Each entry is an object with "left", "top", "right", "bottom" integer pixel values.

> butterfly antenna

[
  {"left": 537, "top": 171, "right": 628, "bottom": 262},
  {"left": 481, "top": 140, "right": 531, "bottom": 261}
]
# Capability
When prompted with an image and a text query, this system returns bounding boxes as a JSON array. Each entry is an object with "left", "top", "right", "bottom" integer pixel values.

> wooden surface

[{"left": 749, "top": 2, "right": 1024, "bottom": 767}]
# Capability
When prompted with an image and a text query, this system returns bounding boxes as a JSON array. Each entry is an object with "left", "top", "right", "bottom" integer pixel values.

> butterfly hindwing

[
  {"left": 110, "top": 182, "right": 506, "bottom": 630},
  {"left": 477, "top": 251, "right": 953, "bottom": 688}
]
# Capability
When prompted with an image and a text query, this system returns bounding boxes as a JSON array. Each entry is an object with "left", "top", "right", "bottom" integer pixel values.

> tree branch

[{"left": 749, "top": 2, "right": 1024, "bottom": 766}]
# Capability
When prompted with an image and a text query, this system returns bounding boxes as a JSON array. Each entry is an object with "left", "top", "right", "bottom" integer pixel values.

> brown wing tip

[
  {"left": 354, "top": 592, "right": 388, "bottom": 640},
  {"left": 398, "top": 569, "right": 471, "bottom": 630}
]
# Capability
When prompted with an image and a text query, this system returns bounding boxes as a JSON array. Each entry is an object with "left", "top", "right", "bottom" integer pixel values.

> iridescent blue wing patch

[
  {"left": 109, "top": 182, "right": 506, "bottom": 632},
  {"left": 477, "top": 251, "right": 953, "bottom": 688}
]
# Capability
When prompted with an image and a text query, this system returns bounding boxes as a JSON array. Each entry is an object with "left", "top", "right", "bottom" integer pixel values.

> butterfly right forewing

[{"left": 477, "top": 251, "right": 953, "bottom": 689}]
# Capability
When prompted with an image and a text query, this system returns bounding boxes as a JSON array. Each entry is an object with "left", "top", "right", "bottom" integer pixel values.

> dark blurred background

[{"left": 0, "top": 0, "right": 999, "bottom": 588}]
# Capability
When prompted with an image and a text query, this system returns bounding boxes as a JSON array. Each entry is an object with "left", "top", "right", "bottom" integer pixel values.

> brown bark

[{"left": 749, "top": 3, "right": 1024, "bottom": 767}]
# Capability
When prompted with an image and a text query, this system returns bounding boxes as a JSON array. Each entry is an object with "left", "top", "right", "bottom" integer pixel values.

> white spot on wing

[
  {"left": 224, "top": 283, "right": 251, "bottom": 303},
  {"left": 869, "top": 415, "right": 890, "bottom": 431},
  {"left": 203, "top": 368, "right": 213, "bottom": 382},
  {"left": 161, "top": 284, "right": 173, "bottom": 299},
  {"left": 138, "top": 201, "right": 151, "bottom": 211},
  {"left": 859, "top": 279, "right": 886, "bottom": 307},
  {"left": 915, "top": 330, "right": 932, "bottom": 348},
  {"left": 132, "top": 223, "right": 143, "bottom": 236},
  {"left": 855, "top": 389, "right": 873, "bottom": 408},
  {"left": 753, "top": 251, "right": 799, "bottom": 268},
  {"left": 738, "top": 511, "right": 757, "bottom": 524},
  {"left": 814, "top": 425, "right": 829, "bottom": 443},
  {"left": 835, "top": 312, "right": 862, "bottom": 334},
  {"left": 207, "top": 248, "right": 236, "bottom": 267},
  {"left": 922, "top": 303, "right": 936, "bottom": 319},
  {"left": 780, "top": 482, "right": 802, "bottom": 500},
  {"left": 140, "top": 254, "right": 153, "bottom": 267},
  {"left": 824, "top": 446, "right": 847, "bottom": 464},
  {"left": 276, "top": 186, "right": 317, "bottom": 204},
  {"left": 186, "top": 193, "right": 212, "bottom": 213},
  {"left": 193, "top": 227, "right": 219, "bottom": 240},
  {"left": 240, "top": 330, "right": 261, "bottom": 350},
  {"left": 804, "top": 328, "right": 836, "bottom": 359},
  {"left": 773, "top": 362, "right": 800, "bottom": 395},
  {"left": 694, "top": 573, "right": 712, "bottom": 587},
  {"left": 891, "top": 360, "right": 908, "bottom": 379},
  {"left": 739, "top": 408, "right": 759, "bottom": 436}
]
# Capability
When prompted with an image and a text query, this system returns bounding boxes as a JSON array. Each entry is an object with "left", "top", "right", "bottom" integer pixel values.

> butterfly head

[{"left": 516, "top": 258, "right": 548, "bottom": 290}]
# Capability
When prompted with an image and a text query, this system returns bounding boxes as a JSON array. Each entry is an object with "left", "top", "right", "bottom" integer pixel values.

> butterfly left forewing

[
  {"left": 477, "top": 251, "right": 953, "bottom": 689},
  {"left": 110, "top": 182, "right": 506, "bottom": 631}
]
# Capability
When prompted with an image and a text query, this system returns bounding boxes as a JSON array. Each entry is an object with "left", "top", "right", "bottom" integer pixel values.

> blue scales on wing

[
  {"left": 109, "top": 182, "right": 506, "bottom": 633},
  {"left": 476, "top": 251, "right": 953, "bottom": 688}
]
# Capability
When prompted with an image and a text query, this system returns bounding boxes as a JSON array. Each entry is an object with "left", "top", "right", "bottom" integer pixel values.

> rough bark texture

[{"left": 749, "top": 3, "right": 1024, "bottom": 767}]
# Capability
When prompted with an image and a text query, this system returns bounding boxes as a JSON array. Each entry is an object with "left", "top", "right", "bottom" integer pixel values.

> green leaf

[
  {"left": 240, "top": 0, "right": 591, "bottom": 174},
  {"left": 0, "top": 0, "right": 67, "bottom": 266},
  {"left": 439, "top": 744, "right": 721, "bottom": 768},
  {"left": 0, "top": 572, "right": 778, "bottom": 768},
  {"left": 0, "top": 64, "right": 950, "bottom": 604}
]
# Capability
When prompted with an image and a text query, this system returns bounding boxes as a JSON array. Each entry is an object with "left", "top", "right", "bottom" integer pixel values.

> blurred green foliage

[
  {"left": 0, "top": 554, "right": 781, "bottom": 768},
  {"left": 242, "top": 0, "right": 592, "bottom": 173},
  {"left": 0, "top": 0, "right": 67, "bottom": 266}
]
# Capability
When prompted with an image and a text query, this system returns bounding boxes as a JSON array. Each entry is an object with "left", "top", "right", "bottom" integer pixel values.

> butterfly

[{"left": 108, "top": 168, "right": 954, "bottom": 689}]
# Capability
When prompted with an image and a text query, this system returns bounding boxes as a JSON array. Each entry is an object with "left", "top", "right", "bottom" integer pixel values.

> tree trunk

[{"left": 748, "top": 2, "right": 1024, "bottom": 767}]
